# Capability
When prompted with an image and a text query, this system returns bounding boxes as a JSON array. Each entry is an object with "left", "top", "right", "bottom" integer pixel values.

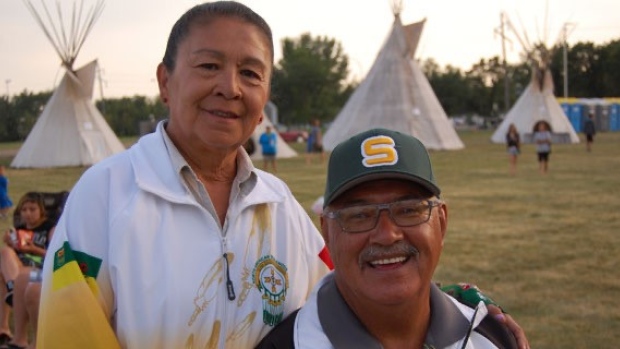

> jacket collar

[
  {"left": 129, "top": 121, "right": 285, "bottom": 207},
  {"left": 316, "top": 275, "right": 473, "bottom": 348}
]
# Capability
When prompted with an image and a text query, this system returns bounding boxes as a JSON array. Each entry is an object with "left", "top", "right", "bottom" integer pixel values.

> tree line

[
  {"left": 1, "top": 35, "right": 618, "bottom": 142},
  {"left": 425, "top": 39, "right": 620, "bottom": 119}
]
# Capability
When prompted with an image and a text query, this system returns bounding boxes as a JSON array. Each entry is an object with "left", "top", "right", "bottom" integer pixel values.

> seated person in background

[
  {"left": 257, "top": 128, "right": 527, "bottom": 348},
  {"left": 0, "top": 193, "right": 55, "bottom": 349},
  {"left": 7, "top": 268, "right": 41, "bottom": 349}
]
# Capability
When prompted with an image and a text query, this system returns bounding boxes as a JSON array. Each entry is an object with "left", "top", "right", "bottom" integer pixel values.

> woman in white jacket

[{"left": 37, "top": 2, "right": 332, "bottom": 348}]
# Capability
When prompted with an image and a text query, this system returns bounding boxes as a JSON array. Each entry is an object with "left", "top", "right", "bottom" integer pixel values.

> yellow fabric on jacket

[{"left": 38, "top": 241, "right": 121, "bottom": 349}]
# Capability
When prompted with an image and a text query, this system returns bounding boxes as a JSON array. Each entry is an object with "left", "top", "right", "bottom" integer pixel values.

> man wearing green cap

[{"left": 257, "top": 128, "right": 526, "bottom": 349}]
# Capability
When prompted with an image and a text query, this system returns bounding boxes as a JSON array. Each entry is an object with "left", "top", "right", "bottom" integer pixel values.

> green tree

[
  {"left": 7, "top": 90, "right": 52, "bottom": 141},
  {"left": 595, "top": 40, "right": 620, "bottom": 96},
  {"left": 0, "top": 91, "right": 164, "bottom": 142},
  {"left": 425, "top": 55, "right": 533, "bottom": 119},
  {"left": 423, "top": 60, "right": 470, "bottom": 115},
  {"left": 271, "top": 33, "right": 356, "bottom": 125},
  {"left": 550, "top": 41, "right": 603, "bottom": 98},
  {"left": 97, "top": 96, "right": 167, "bottom": 137},
  {"left": 0, "top": 96, "right": 10, "bottom": 141}
]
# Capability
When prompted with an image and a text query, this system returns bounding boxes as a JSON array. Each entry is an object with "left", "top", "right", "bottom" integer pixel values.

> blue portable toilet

[
  {"left": 568, "top": 104, "right": 583, "bottom": 132},
  {"left": 610, "top": 104, "right": 620, "bottom": 131}
]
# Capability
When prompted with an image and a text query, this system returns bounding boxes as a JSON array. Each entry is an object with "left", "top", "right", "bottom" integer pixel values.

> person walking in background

[
  {"left": 305, "top": 119, "right": 324, "bottom": 165},
  {"left": 583, "top": 112, "right": 596, "bottom": 152},
  {"left": 259, "top": 125, "right": 277, "bottom": 172},
  {"left": 506, "top": 124, "right": 520, "bottom": 176},
  {"left": 0, "top": 166, "right": 12, "bottom": 219},
  {"left": 533, "top": 120, "right": 552, "bottom": 174}
]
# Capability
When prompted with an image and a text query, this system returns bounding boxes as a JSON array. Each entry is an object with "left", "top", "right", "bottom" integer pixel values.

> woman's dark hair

[{"left": 162, "top": 1, "right": 274, "bottom": 71}]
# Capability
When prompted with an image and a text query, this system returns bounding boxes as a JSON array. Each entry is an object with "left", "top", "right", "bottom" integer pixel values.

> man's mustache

[{"left": 359, "top": 241, "right": 419, "bottom": 266}]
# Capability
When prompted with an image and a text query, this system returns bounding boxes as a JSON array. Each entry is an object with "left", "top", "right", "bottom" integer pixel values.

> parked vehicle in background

[{"left": 278, "top": 130, "right": 308, "bottom": 143}]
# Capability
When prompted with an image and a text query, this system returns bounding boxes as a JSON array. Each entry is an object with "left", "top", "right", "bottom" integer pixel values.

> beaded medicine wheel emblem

[{"left": 253, "top": 255, "right": 289, "bottom": 326}]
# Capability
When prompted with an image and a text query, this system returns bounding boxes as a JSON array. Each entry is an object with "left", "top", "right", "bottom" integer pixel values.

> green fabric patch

[{"left": 53, "top": 241, "right": 102, "bottom": 278}]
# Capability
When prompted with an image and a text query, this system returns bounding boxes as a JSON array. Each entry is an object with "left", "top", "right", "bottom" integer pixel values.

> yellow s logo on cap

[{"left": 361, "top": 135, "right": 398, "bottom": 167}]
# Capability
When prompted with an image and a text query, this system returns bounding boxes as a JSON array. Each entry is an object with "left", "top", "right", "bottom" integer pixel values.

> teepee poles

[
  {"left": 495, "top": 12, "right": 512, "bottom": 114},
  {"left": 23, "top": 0, "right": 105, "bottom": 71},
  {"left": 390, "top": 0, "right": 403, "bottom": 17}
]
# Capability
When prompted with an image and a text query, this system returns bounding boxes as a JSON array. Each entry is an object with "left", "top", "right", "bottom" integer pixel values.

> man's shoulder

[
  {"left": 254, "top": 309, "right": 299, "bottom": 349},
  {"left": 474, "top": 315, "right": 519, "bottom": 349}
]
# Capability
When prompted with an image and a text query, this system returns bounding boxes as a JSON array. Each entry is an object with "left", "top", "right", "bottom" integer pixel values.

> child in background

[
  {"left": 533, "top": 120, "right": 552, "bottom": 174},
  {"left": 0, "top": 193, "right": 55, "bottom": 349},
  {"left": 505, "top": 123, "right": 521, "bottom": 175}
]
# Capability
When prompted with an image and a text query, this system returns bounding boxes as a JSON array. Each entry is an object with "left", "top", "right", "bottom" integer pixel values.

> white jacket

[{"left": 39, "top": 124, "right": 331, "bottom": 349}]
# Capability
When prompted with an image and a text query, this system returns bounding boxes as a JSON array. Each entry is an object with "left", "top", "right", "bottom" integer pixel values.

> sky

[{"left": 1, "top": 0, "right": 618, "bottom": 99}]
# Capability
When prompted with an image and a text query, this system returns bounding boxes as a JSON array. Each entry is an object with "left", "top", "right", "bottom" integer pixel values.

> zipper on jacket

[
  {"left": 222, "top": 238, "right": 236, "bottom": 301},
  {"left": 460, "top": 302, "right": 486, "bottom": 349}
]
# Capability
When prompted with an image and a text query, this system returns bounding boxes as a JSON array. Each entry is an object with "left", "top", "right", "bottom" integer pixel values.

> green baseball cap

[{"left": 323, "top": 128, "right": 440, "bottom": 207}]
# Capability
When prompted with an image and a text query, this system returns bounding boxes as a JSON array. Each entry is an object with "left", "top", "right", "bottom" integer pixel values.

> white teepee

[
  {"left": 323, "top": 4, "right": 464, "bottom": 151},
  {"left": 11, "top": 0, "right": 125, "bottom": 168},
  {"left": 490, "top": 66, "right": 579, "bottom": 144},
  {"left": 491, "top": 14, "right": 579, "bottom": 144}
]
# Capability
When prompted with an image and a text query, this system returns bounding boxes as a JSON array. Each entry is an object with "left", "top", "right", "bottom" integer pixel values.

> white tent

[
  {"left": 491, "top": 13, "right": 579, "bottom": 144},
  {"left": 491, "top": 69, "right": 579, "bottom": 144},
  {"left": 11, "top": 60, "right": 125, "bottom": 168},
  {"left": 11, "top": 0, "right": 125, "bottom": 168},
  {"left": 248, "top": 116, "right": 298, "bottom": 161},
  {"left": 323, "top": 7, "right": 464, "bottom": 151}
]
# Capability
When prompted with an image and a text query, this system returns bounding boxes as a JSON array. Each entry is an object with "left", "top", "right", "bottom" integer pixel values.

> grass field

[{"left": 1, "top": 130, "right": 619, "bottom": 348}]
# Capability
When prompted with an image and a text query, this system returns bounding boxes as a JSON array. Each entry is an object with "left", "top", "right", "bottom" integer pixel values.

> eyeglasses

[{"left": 323, "top": 199, "right": 442, "bottom": 233}]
